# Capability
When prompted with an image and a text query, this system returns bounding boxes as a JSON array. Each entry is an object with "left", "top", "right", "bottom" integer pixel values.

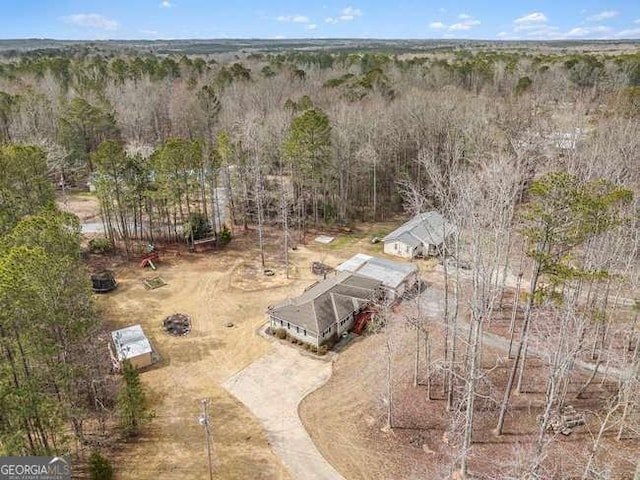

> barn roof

[
  {"left": 336, "top": 253, "right": 417, "bottom": 290},
  {"left": 382, "top": 211, "right": 454, "bottom": 247},
  {"left": 111, "top": 324, "right": 152, "bottom": 361},
  {"left": 268, "top": 271, "right": 381, "bottom": 336}
]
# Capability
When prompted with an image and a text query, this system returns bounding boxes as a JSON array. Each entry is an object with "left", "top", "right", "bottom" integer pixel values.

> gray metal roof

[
  {"left": 268, "top": 271, "right": 381, "bottom": 335},
  {"left": 336, "top": 253, "right": 417, "bottom": 290},
  {"left": 111, "top": 325, "right": 152, "bottom": 361},
  {"left": 383, "top": 211, "right": 454, "bottom": 247}
]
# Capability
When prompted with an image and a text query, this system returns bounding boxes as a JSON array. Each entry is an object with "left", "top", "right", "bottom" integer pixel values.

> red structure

[
  {"left": 352, "top": 308, "right": 375, "bottom": 335},
  {"left": 140, "top": 245, "right": 160, "bottom": 269}
]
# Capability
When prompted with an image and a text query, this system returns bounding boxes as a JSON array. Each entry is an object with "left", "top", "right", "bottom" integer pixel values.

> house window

[
  {"left": 280, "top": 320, "right": 283, "bottom": 326},
  {"left": 287, "top": 322, "right": 290, "bottom": 329},
  {"left": 296, "top": 326, "right": 299, "bottom": 333},
  {"left": 303, "top": 329, "right": 306, "bottom": 336}
]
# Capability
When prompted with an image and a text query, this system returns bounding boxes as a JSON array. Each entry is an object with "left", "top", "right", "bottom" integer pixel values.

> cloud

[
  {"left": 616, "top": 28, "right": 640, "bottom": 38},
  {"left": 140, "top": 29, "right": 158, "bottom": 35},
  {"left": 514, "top": 12, "right": 548, "bottom": 25},
  {"left": 429, "top": 16, "right": 480, "bottom": 32},
  {"left": 306, "top": 23, "right": 317, "bottom": 30},
  {"left": 63, "top": 13, "right": 119, "bottom": 30},
  {"left": 565, "top": 26, "right": 612, "bottom": 37},
  {"left": 340, "top": 6, "right": 362, "bottom": 20},
  {"left": 634, "top": 18, "right": 640, "bottom": 24},
  {"left": 277, "top": 14, "right": 310, "bottom": 23},
  {"left": 449, "top": 19, "right": 480, "bottom": 31},
  {"left": 587, "top": 10, "right": 618, "bottom": 21},
  {"left": 438, "top": 8, "right": 447, "bottom": 13},
  {"left": 160, "top": 0, "right": 171, "bottom": 7},
  {"left": 326, "top": 6, "right": 362, "bottom": 24}
]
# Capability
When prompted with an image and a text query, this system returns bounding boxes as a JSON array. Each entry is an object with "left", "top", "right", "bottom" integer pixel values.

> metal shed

[{"left": 110, "top": 324, "right": 154, "bottom": 371}]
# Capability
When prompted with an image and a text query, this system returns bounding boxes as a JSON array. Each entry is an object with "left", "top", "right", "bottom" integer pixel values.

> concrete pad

[
  {"left": 314, "top": 235, "right": 336, "bottom": 244},
  {"left": 223, "top": 343, "right": 344, "bottom": 480}
]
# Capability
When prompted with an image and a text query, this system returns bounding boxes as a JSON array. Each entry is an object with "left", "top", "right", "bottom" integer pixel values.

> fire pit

[{"left": 163, "top": 313, "right": 191, "bottom": 336}]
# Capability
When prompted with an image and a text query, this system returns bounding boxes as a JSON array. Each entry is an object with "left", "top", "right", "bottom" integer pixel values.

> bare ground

[{"left": 77, "top": 193, "right": 399, "bottom": 479}]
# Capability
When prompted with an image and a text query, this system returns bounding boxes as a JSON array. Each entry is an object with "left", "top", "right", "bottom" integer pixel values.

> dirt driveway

[{"left": 224, "top": 342, "right": 345, "bottom": 480}]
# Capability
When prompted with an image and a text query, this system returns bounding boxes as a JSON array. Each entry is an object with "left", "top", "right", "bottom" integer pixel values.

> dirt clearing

[{"left": 89, "top": 219, "right": 395, "bottom": 479}]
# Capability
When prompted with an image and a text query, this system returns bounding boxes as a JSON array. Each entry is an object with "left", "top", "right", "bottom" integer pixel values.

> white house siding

[
  {"left": 383, "top": 240, "right": 413, "bottom": 259},
  {"left": 270, "top": 317, "right": 320, "bottom": 346},
  {"left": 269, "top": 313, "right": 356, "bottom": 347}
]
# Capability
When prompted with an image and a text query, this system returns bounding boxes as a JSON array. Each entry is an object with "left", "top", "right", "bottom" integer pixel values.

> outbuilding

[
  {"left": 382, "top": 211, "right": 455, "bottom": 259},
  {"left": 109, "top": 324, "right": 154, "bottom": 371},
  {"left": 336, "top": 253, "right": 419, "bottom": 301}
]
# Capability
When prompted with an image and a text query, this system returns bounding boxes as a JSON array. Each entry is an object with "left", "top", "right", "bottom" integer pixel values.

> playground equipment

[{"left": 140, "top": 244, "right": 159, "bottom": 270}]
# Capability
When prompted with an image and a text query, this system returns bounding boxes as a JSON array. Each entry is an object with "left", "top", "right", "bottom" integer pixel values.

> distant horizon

[
  {"left": 2, "top": 37, "right": 640, "bottom": 43},
  {"left": 3, "top": 1, "right": 640, "bottom": 41}
]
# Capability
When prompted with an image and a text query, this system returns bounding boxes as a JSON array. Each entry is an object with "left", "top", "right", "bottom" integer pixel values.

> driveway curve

[{"left": 223, "top": 342, "right": 344, "bottom": 480}]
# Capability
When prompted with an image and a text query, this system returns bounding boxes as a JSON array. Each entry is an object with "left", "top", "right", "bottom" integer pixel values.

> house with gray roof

[
  {"left": 382, "top": 211, "right": 455, "bottom": 259},
  {"left": 267, "top": 271, "right": 382, "bottom": 347},
  {"left": 336, "top": 253, "right": 419, "bottom": 301}
]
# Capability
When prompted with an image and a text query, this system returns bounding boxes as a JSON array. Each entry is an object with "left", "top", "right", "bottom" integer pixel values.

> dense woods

[
  {"left": 0, "top": 41, "right": 639, "bottom": 477},
  {"left": 1, "top": 46, "right": 639, "bottom": 242}
]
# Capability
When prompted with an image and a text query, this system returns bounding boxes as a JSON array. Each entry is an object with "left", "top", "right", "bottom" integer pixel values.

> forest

[{"left": 0, "top": 39, "right": 639, "bottom": 477}]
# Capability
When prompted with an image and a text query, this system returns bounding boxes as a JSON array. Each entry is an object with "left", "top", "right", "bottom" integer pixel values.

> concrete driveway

[{"left": 223, "top": 342, "right": 345, "bottom": 480}]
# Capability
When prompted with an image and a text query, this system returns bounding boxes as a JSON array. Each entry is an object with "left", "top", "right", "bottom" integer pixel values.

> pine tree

[{"left": 117, "top": 360, "right": 150, "bottom": 437}]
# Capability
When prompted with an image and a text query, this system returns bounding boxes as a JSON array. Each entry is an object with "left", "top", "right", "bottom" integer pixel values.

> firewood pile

[{"left": 541, "top": 405, "right": 586, "bottom": 435}]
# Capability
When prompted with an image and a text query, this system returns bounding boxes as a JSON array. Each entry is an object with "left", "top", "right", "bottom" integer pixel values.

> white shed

[{"left": 110, "top": 325, "right": 154, "bottom": 371}]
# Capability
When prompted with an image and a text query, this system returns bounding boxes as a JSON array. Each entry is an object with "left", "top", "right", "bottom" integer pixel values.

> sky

[{"left": 2, "top": 0, "right": 640, "bottom": 40}]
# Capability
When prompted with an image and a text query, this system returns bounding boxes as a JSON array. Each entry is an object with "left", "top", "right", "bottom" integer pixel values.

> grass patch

[{"left": 321, "top": 234, "right": 362, "bottom": 250}]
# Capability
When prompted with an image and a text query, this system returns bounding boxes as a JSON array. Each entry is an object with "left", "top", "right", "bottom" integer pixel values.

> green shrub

[
  {"left": 274, "top": 328, "right": 287, "bottom": 340},
  {"left": 184, "top": 212, "right": 212, "bottom": 241},
  {"left": 88, "top": 237, "right": 113, "bottom": 254},
  {"left": 219, "top": 224, "right": 232, "bottom": 246},
  {"left": 515, "top": 76, "right": 533, "bottom": 95},
  {"left": 318, "top": 345, "right": 328, "bottom": 356},
  {"left": 89, "top": 450, "right": 114, "bottom": 480}
]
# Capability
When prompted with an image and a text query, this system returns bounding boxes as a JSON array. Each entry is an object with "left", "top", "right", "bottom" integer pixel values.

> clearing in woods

[{"left": 69, "top": 191, "right": 399, "bottom": 479}]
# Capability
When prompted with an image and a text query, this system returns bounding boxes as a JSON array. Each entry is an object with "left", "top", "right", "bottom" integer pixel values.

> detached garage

[
  {"left": 336, "top": 253, "right": 419, "bottom": 301},
  {"left": 383, "top": 211, "right": 455, "bottom": 259},
  {"left": 109, "top": 324, "right": 154, "bottom": 371}
]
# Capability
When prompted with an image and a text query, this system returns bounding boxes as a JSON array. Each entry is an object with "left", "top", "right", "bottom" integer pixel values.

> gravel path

[{"left": 223, "top": 342, "right": 345, "bottom": 480}]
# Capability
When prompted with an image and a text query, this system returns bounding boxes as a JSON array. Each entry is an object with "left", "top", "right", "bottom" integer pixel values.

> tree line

[{"left": 0, "top": 142, "right": 149, "bottom": 469}]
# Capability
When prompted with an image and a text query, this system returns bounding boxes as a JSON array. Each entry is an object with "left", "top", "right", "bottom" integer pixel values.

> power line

[{"left": 199, "top": 398, "right": 214, "bottom": 480}]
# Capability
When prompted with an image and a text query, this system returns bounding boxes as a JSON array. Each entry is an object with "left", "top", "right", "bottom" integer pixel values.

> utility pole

[{"left": 199, "top": 398, "right": 214, "bottom": 480}]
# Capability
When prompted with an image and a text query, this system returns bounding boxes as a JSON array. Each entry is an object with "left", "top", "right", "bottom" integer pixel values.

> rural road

[
  {"left": 223, "top": 342, "right": 345, "bottom": 480},
  {"left": 418, "top": 277, "right": 631, "bottom": 382}
]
